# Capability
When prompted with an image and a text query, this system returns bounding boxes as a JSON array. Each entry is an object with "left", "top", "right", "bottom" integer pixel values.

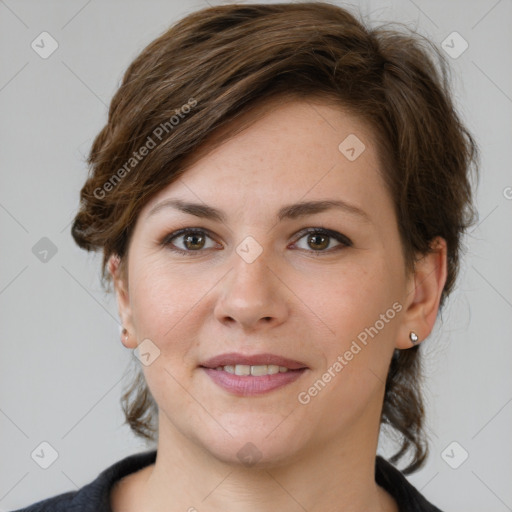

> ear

[
  {"left": 395, "top": 237, "right": 448, "bottom": 349},
  {"left": 108, "top": 254, "right": 138, "bottom": 349}
]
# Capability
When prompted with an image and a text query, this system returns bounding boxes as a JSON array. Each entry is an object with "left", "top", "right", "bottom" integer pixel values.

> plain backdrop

[{"left": 1, "top": 0, "right": 511, "bottom": 510}]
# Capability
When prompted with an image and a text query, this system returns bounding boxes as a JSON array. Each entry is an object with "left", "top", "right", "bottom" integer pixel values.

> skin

[{"left": 108, "top": 97, "right": 447, "bottom": 512}]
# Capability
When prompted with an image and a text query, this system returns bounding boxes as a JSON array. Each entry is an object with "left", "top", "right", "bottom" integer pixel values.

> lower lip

[{"left": 201, "top": 367, "right": 306, "bottom": 396}]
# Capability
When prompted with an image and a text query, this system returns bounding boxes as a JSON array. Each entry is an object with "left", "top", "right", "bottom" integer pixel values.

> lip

[
  {"left": 199, "top": 352, "right": 308, "bottom": 370},
  {"left": 201, "top": 367, "right": 307, "bottom": 396}
]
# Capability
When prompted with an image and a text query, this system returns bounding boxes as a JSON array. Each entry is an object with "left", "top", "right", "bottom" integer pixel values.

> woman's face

[{"left": 113, "top": 98, "right": 421, "bottom": 466}]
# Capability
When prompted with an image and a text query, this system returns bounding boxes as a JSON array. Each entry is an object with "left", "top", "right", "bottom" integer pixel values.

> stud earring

[
  {"left": 121, "top": 327, "right": 129, "bottom": 346},
  {"left": 409, "top": 331, "right": 419, "bottom": 345}
]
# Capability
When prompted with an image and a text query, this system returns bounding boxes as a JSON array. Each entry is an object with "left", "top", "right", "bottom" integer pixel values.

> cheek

[
  {"left": 304, "top": 258, "right": 399, "bottom": 343},
  {"left": 294, "top": 268, "right": 400, "bottom": 435},
  {"left": 129, "top": 262, "right": 208, "bottom": 411},
  {"left": 129, "top": 256, "right": 210, "bottom": 336},
  {"left": 298, "top": 258, "right": 402, "bottom": 401},
  {"left": 127, "top": 263, "right": 203, "bottom": 381}
]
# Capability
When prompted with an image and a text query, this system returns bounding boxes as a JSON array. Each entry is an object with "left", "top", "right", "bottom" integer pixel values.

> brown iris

[
  {"left": 307, "top": 233, "right": 329, "bottom": 251},
  {"left": 184, "top": 233, "right": 206, "bottom": 250}
]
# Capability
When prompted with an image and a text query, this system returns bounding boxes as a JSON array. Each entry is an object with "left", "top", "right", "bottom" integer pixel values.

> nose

[{"left": 214, "top": 249, "right": 289, "bottom": 332}]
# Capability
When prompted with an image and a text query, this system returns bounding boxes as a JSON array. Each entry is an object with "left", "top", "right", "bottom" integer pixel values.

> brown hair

[{"left": 71, "top": 2, "right": 478, "bottom": 474}]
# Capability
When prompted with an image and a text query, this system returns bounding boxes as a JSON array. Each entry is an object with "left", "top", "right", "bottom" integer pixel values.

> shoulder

[
  {"left": 376, "top": 456, "right": 444, "bottom": 512},
  {"left": 10, "top": 450, "right": 157, "bottom": 512}
]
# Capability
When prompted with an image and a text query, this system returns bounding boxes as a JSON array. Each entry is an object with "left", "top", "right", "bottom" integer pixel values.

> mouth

[
  {"left": 206, "top": 364, "right": 297, "bottom": 376},
  {"left": 199, "top": 352, "right": 309, "bottom": 396},
  {"left": 200, "top": 352, "right": 308, "bottom": 372}
]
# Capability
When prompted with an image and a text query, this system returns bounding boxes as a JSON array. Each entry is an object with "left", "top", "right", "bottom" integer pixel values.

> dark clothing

[{"left": 11, "top": 450, "right": 442, "bottom": 511}]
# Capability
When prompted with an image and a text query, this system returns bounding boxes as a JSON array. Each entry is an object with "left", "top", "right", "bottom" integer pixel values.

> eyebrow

[{"left": 146, "top": 198, "right": 370, "bottom": 223}]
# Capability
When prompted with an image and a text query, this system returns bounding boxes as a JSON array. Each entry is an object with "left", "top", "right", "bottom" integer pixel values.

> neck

[{"left": 136, "top": 411, "right": 396, "bottom": 512}]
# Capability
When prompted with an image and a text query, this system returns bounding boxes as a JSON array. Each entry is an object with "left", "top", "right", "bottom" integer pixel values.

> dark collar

[{"left": 38, "top": 450, "right": 442, "bottom": 512}]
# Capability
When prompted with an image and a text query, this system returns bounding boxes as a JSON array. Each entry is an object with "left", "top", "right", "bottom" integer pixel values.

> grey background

[{"left": 1, "top": 0, "right": 511, "bottom": 510}]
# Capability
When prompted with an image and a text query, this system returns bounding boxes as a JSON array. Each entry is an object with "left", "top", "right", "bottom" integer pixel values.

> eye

[
  {"left": 161, "top": 227, "right": 352, "bottom": 256},
  {"left": 292, "top": 228, "right": 352, "bottom": 254},
  {"left": 162, "top": 228, "right": 220, "bottom": 254}
]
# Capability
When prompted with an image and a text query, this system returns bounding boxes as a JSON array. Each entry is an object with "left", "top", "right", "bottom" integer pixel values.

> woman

[{"left": 13, "top": 2, "right": 477, "bottom": 511}]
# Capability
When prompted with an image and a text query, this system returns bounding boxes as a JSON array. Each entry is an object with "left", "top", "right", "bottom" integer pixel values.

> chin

[{"left": 195, "top": 424, "right": 309, "bottom": 470}]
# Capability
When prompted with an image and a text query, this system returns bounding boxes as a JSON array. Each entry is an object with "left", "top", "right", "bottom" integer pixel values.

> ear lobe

[
  {"left": 108, "top": 254, "right": 137, "bottom": 349},
  {"left": 395, "top": 237, "right": 448, "bottom": 349}
]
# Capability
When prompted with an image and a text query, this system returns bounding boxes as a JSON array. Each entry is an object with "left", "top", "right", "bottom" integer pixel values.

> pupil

[
  {"left": 310, "top": 234, "right": 328, "bottom": 250},
  {"left": 185, "top": 234, "right": 204, "bottom": 249}
]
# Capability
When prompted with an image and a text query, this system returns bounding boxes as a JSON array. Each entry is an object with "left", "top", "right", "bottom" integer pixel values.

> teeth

[
  {"left": 215, "top": 364, "right": 289, "bottom": 375},
  {"left": 235, "top": 364, "right": 251, "bottom": 376},
  {"left": 250, "top": 365, "right": 268, "bottom": 376}
]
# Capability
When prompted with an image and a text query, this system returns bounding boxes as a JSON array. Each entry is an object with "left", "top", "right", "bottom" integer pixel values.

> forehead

[{"left": 140, "top": 97, "right": 387, "bottom": 218}]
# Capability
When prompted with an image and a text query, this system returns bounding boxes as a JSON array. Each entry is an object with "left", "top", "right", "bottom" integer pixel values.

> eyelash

[{"left": 161, "top": 227, "right": 353, "bottom": 256}]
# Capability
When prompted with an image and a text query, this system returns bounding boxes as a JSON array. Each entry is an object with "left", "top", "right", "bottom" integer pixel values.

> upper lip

[{"left": 200, "top": 352, "right": 308, "bottom": 370}]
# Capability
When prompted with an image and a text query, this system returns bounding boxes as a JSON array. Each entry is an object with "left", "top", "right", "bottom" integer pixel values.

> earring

[
  {"left": 121, "top": 327, "right": 129, "bottom": 347},
  {"left": 409, "top": 331, "right": 419, "bottom": 345}
]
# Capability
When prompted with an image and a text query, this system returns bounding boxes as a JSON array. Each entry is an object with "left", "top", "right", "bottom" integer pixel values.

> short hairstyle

[{"left": 71, "top": 2, "right": 478, "bottom": 473}]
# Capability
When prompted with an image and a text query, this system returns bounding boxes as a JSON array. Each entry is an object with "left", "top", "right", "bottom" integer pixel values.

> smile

[{"left": 214, "top": 364, "right": 291, "bottom": 375}]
